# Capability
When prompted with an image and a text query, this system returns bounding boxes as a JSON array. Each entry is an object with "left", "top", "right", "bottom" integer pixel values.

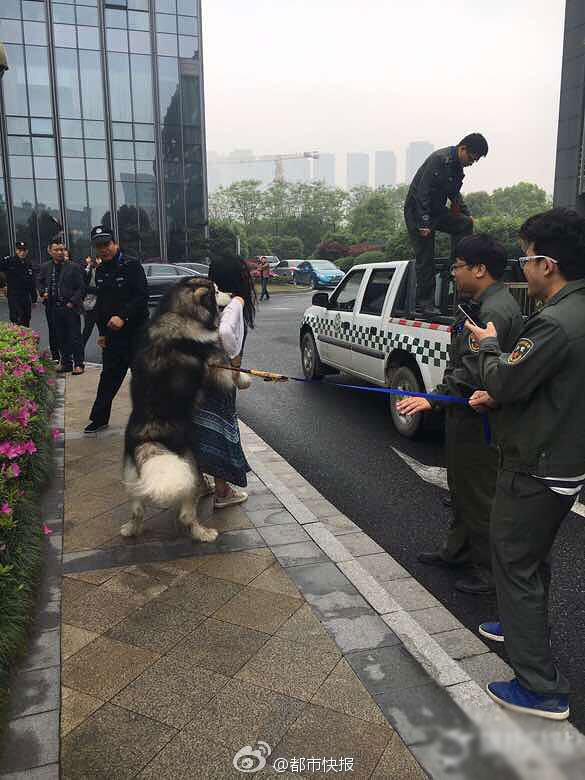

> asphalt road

[{"left": 3, "top": 293, "right": 585, "bottom": 733}]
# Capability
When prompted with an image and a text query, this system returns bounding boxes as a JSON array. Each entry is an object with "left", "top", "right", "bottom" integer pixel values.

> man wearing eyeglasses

[
  {"left": 404, "top": 133, "right": 489, "bottom": 315},
  {"left": 397, "top": 235, "right": 522, "bottom": 595},
  {"left": 464, "top": 208, "right": 585, "bottom": 721}
]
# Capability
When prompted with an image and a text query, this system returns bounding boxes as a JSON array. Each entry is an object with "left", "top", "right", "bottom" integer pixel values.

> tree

[
  {"left": 349, "top": 191, "right": 394, "bottom": 242},
  {"left": 248, "top": 235, "right": 271, "bottom": 257},
  {"left": 490, "top": 182, "right": 551, "bottom": 220},
  {"left": 464, "top": 191, "right": 494, "bottom": 218},
  {"left": 271, "top": 235, "right": 303, "bottom": 259}
]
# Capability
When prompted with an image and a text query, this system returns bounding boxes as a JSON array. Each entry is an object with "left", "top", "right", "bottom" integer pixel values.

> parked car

[
  {"left": 259, "top": 255, "right": 280, "bottom": 268},
  {"left": 142, "top": 262, "right": 198, "bottom": 304},
  {"left": 293, "top": 260, "right": 344, "bottom": 289},
  {"left": 274, "top": 259, "right": 304, "bottom": 283},
  {"left": 173, "top": 261, "right": 209, "bottom": 276}
]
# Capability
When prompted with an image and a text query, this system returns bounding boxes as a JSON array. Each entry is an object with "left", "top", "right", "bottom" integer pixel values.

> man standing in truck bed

[{"left": 404, "top": 133, "right": 489, "bottom": 314}]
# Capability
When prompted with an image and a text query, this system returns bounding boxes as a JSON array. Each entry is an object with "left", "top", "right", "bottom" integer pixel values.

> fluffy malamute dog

[{"left": 121, "top": 276, "right": 236, "bottom": 542}]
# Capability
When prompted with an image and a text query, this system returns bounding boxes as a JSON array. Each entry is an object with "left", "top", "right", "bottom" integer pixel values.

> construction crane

[{"left": 216, "top": 151, "right": 319, "bottom": 182}]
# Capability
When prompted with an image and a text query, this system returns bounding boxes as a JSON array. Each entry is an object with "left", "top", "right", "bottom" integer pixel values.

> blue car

[{"left": 293, "top": 260, "right": 344, "bottom": 289}]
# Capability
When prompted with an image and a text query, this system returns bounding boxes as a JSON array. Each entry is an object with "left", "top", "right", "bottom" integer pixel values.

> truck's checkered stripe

[{"left": 304, "top": 314, "right": 450, "bottom": 369}]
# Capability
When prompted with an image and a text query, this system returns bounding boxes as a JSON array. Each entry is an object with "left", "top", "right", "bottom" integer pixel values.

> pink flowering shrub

[{"left": 0, "top": 323, "right": 56, "bottom": 715}]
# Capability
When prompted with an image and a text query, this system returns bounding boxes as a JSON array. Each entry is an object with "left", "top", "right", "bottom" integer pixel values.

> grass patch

[{"left": 0, "top": 323, "right": 56, "bottom": 741}]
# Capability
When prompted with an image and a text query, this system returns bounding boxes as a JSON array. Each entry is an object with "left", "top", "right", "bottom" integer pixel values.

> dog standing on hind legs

[{"left": 120, "top": 276, "right": 237, "bottom": 542}]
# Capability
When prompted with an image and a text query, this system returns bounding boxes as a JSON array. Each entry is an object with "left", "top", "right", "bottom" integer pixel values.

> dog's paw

[
  {"left": 190, "top": 524, "right": 219, "bottom": 543},
  {"left": 120, "top": 520, "right": 143, "bottom": 537}
]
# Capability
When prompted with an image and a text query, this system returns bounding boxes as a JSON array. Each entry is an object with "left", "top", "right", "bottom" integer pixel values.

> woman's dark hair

[
  {"left": 519, "top": 208, "right": 585, "bottom": 281},
  {"left": 456, "top": 233, "right": 507, "bottom": 279},
  {"left": 209, "top": 254, "right": 256, "bottom": 329},
  {"left": 458, "top": 133, "right": 489, "bottom": 158}
]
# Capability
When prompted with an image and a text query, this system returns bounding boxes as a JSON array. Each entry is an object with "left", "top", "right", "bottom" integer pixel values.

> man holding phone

[{"left": 397, "top": 235, "right": 522, "bottom": 594}]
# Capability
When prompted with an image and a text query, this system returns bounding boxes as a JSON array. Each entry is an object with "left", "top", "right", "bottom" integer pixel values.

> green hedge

[
  {"left": 337, "top": 250, "right": 387, "bottom": 272},
  {"left": 0, "top": 323, "right": 56, "bottom": 734}
]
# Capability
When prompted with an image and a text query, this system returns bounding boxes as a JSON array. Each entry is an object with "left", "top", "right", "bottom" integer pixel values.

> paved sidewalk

[{"left": 2, "top": 368, "right": 585, "bottom": 779}]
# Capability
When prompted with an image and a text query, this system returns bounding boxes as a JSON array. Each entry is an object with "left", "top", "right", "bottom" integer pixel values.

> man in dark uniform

[
  {"left": 404, "top": 133, "right": 489, "bottom": 314},
  {"left": 37, "top": 235, "right": 85, "bottom": 373},
  {"left": 397, "top": 235, "right": 523, "bottom": 595},
  {"left": 466, "top": 209, "right": 585, "bottom": 720},
  {"left": 84, "top": 225, "right": 149, "bottom": 434},
  {"left": 0, "top": 241, "right": 37, "bottom": 326}
]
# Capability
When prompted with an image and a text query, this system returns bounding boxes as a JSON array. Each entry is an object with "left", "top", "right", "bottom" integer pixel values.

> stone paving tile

[
  {"left": 271, "top": 541, "right": 329, "bottom": 568},
  {"left": 433, "top": 627, "right": 490, "bottom": 660},
  {"left": 210, "top": 505, "right": 253, "bottom": 533},
  {"left": 257, "top": 523, "right": 310, "bottom": 547},
  {"left": 336, "top": 532, "right": 384, "bottom": 557},
  {"left": 321, "top": 611, "right": 400, "bottom": 654},
  {"left": 62, "top": 577, "right": 97, "bottom": 605},
  {"left": 0, "top": 765, "right": 60, "bottom": 779},
  {"left": 188, "top": 550, "right": 274, "bottom": 584},
  {"left": 20, "top": 629, "right": 60, "bottom": 672},
  {"left": 408, "top": 605, "right": 464, "bottom": 635},
  {"left": 381, "top": 577, "right": 441, "bottom": 611},
  {"left": 371, "top": 732, "right": 426, "bottom": 779},
  {"left": 346, "top": 645, "right": 431, "bottom": 696},
  {"left": 337, "top": 560, "right": 401, "bottom": 615},
  {"left": 164, "top": 618, "right": 270, "bottom": 676},
  {"left": 136, "top": 732, "right": 241, "bottom": 780},
  {"left": 61, "top": 586, "right": 143, "bottom": 634},
  {"left": 61, "top": 624, "right": 100, "bottom": 663},
  {"left": 62, "top": 637, "right": 158, "bottom": 699},
  {"left": 245, "top": 547, "right": 276, "bottom": 560},
  {"left": 308, "top": 513, "right": 360, "bottom": 536},
  {"left": 275, "top": 604, "right": 341, "bottom": 655},
  {"left": 245, "top": 507, "right": 297, "bottom": 527},
  {"left": 213, "top": 587, "right": 303, "bottom": 634},
  {"left": 99, "top": 568, "right": 175, "bottom": 605},
  {"left": 0, "top": 711, "right": 60, "bottom": 774},
  {"left": 106, "top": 597, "right": 207, "bottom": 653},
  {"left": 236, "top": 636, "right": 340, "bottom": 701},
  {"left": 63, "top": 568, "right": 120, "bottom": 585},
  {"left": 111, "top": 656, "right": 229, "bottom": 728},
  {"left": 274, "top": 704, "right": 391, "bottom": 780},
  {"left": 154, "top": 571, "right": 243, "bottom": 616},
  {"left": 65, "top": 489, "right": 128, "bottom": 523},
  {"left": 285, "top": 562, "right": 370, "bottom": 619},
  {"left": 61, "top": 703, "right": 175, "bottom": 779},
  {"left": 186, "top": 678, "right": 307, "bottom": 752},
  {"left": 60, "top": 686, "right": 104, "bottom": 737},
  {"left": 356, "top": 552, "right": 411, "bottom": 582},
  {"left": 311, "top": 658, "right": 388, "bottom": 726},
  {"left": 64, "top": 502, "right": 154, "bottom": 553},
  {"left": 299, "top": 497, "right": 339, "bottom": 519},
  {"left": 459, "top": 651, "right": 514, "bottom": 690},
  {"left": 244, "top": 493, "right": 283, "bottom": 511},
  {"left": 248, "top": 562, "right": 301, "bottom": 599},
  {"left": 9, "top": 667, "right": 60, "bottom": 719}
]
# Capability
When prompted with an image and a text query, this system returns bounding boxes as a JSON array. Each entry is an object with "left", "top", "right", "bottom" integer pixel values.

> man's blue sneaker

[
  {"left": 486, "top": 679, "right": 569, "bottom": 720},
  {"left": 479, "top": 621, "right": 504, "bottom": 642}
]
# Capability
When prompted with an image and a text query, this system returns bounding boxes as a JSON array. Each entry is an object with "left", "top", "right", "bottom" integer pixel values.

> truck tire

[
  {"left": 301, "top": 331, "right": 326, "bottom": 380},
  {"left": 389, "top": 365, "right": 425, "bottom": 438}
]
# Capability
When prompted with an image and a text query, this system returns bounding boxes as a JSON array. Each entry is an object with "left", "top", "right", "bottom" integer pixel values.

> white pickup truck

[{"left": 299, "top": 258, "right": 530, "bottom": 438}]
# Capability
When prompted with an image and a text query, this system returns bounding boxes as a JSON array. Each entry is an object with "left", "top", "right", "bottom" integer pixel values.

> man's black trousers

[
  {"left": 8, "top": 294, "right": 32, "bottom": 327},
  {"left": 54, "top": 306, "right": 84, "bottom": 369},
  {"left": 406, "top": 211, "right": 473, "bottom": 307},
  {"left": 44, "top": 304, "right": 60, "bottom": 361},
  {"left": 90, "top": 331, "right": 141, "bottom": 426}
]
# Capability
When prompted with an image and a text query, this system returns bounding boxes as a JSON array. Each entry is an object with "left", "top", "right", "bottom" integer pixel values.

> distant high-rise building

[
  {"left": 283, "top": 157, "right": 310, "bottom": 183},
  {"left": 406, "top": 141, "right": 434, "bottom": 184},
  {"left": 554, "top": 1, "right": 585, "bottom": 211},
  {"left": 314, "top": 153, "right": 335, "bottom": 186},
  {"left": 347, "top": 153, "right": 369, "bottom": 189},
  {"left": 375, "top": 151, "right": 396, "bottom": 188}
]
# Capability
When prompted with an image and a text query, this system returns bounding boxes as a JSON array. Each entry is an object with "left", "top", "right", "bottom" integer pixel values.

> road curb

[{"left": 242, "top": 421, "right": 585, "bottom": 780}]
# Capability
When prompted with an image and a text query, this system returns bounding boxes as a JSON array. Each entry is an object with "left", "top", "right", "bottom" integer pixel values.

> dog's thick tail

[{"left": 127, "top": 443, "right": 195, "bottom": 506}]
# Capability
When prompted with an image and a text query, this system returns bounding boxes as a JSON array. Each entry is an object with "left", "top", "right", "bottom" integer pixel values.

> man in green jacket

[
  {"left": 466, "top": 208, "right": 585, "bottom": 720},
  {"left": 397, "top": 234, "right": 523, "bottom": 595}
]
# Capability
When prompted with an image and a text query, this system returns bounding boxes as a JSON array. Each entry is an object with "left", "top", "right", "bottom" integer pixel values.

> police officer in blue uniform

[
  {"left": 0, "top": 241, "right": 37, "bottom": 326},
  {"left": 84, "top": 225, "right": 148, "bottom": 434}
]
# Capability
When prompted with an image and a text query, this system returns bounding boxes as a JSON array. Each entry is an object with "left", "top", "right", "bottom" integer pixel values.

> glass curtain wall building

[{"left": 0, "top": 0, "right": 207, "bottom": 265}]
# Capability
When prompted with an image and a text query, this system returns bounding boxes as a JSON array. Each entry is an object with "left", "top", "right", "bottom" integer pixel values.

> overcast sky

[{"left": 202, "top": 0, "right": 565, "bottom": 194}]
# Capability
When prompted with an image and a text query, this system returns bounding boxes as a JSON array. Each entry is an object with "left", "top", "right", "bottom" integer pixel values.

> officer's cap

[
  {"left": 90, "top": 225, "right": 114, "bottom": 245},
  {"left": 15, "top": 241, "right": 27, "bottom": 250}
]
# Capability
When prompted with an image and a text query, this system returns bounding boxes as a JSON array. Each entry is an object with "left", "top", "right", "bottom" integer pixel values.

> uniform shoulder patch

[
  {"left": 468, "top": 334, "right": 480, "bottom": 353},
  {"left": 508, "top": 338, "right": 534, "bottom": 365}
]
